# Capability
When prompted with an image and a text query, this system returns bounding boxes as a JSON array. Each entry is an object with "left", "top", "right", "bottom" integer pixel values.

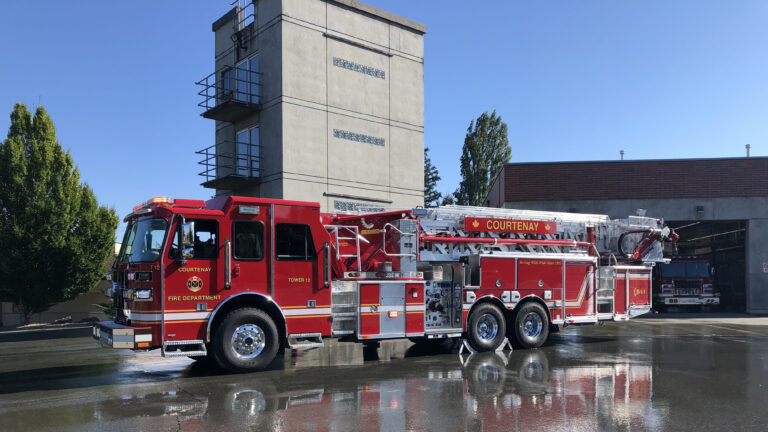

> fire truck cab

[{"left": 94, "top": 196, "right": 675, "bottom": 373}]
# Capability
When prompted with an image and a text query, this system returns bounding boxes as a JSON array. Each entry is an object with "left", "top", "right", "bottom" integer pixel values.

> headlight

[{"left": 135, "top": 289, "right": 153, "bottom": 300}]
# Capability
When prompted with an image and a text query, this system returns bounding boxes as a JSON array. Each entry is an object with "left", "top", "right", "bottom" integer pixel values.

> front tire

[
  {"left": 512, "top": 302, "right": 549, "bottom": 349},
  {"left": 213, "top": 308, "right": 279, "bottom": 373},
  {"left": 466, "top": 303, "right": 507, "bottom": 352}
]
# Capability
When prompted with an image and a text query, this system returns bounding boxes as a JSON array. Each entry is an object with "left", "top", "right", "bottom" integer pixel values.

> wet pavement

[{"left": 0, "top": 315, "right": 767, "bottom": 431}]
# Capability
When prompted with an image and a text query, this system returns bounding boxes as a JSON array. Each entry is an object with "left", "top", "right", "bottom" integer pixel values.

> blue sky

[{"left": 1, "top": 1, "right": 766, "bottom": 235}]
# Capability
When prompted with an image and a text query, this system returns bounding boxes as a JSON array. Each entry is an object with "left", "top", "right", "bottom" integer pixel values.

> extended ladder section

[{"left": 416, "top": 205, "right": 668, "bottom": 263}]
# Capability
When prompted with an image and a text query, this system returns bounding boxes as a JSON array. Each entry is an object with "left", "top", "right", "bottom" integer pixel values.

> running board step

[
  {"left": 163, "top": 339, "right": 207, "bottom": 358},
  {"left": 288, "top": 333, "right": 324, "bottom": 350}
]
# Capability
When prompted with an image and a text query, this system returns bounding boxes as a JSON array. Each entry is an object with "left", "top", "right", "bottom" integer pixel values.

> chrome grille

[{"left": 674, "top": 279, "right": 702, "bottom": 296}]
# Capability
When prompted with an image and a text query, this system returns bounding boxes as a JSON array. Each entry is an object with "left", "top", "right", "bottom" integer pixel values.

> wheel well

[
  {"left": 468, "top": 296, "right": 510, "bottom": 327},
  {"left": 207, "top": 294, "right": 287, "bottom": 348},
  {"left": 511, "top": 297, "right": 552, "bottom": 324}
]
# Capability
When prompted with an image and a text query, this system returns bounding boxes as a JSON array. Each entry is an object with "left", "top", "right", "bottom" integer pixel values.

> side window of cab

[{"left": 169, "top": 219, "right": 219, "bottom": 260}]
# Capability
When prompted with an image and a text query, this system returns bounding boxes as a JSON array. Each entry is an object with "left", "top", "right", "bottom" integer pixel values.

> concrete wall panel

[
  {"left": 283, "top": 21, "right": 327, "bottom": 104},
  {"left": 282, "top": 104, "right": 327, "bottom": 178},
  {"left": 260, "top": 21, "right": 283, "bottom": 102},
  {"left": 327, "top": 3, "right": 389, "bottom": 46},
  {"left": 389, "top": 25, "right": 424, "bottom": 58},
  {"left": 389, "top": 126, "right": 423, "bottom": 194},
  {"left": 327, "top": 39, "right": 390, "bottom": 118},
  {"left": 327, "top": 112, "right": 389, "bottom": 185},
  {"left": 258, "top": 0, "right": 283, "bottom": 28},
  {"left": 282, "top": 178, "right": 328, "bottom": 205},
  {"left": 389, "top": 56, "right": 423, "bottom": 126},
  {"left": 283, "top": 0, "right": 327, "bottom": 27},
  {"left": 259, "top": 105, "right": 283, "bottom": 178}
]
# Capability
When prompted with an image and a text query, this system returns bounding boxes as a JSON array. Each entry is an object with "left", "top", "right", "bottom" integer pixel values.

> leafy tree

[
  {"left": 454, "top": 111, "right": 511, "bottom": 206},
  {"left": 423, "top": 147, "right": 442, "bottom": 207},
  {"left": 0, "top": 103, "right": 118, "bottom": 324},
  {"left": 440, "top": 194, "right": 455, "bottom": 206}
]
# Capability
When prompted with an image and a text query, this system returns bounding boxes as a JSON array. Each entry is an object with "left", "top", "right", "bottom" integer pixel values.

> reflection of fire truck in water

[
  {"left": 91, "top": 349, "right": 657, "bottom": 431},
  {"left": 94, "top": 196, "right": 676, "bottom": 372},
  {"left": 653, "top": 256, "right": 718, "bottom": 309}
]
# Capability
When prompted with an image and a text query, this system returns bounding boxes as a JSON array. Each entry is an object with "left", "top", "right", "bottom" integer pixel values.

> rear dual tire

[{"left": 511, "top": 302, "right": 549, "bottom": 349}]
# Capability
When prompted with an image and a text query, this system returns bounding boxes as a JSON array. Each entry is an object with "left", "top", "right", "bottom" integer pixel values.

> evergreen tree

[
  {"left": 0, "top": 103, "right": 118, "bottom": 323},
  {"left": 423, "top": 147, "right": 442, "bottom": 207},
  {"left": 454, "top": 111, "right": 511, "bottom": 206},
  {"left": 440, "top": 194, "right": 455, "bottom": 206}
]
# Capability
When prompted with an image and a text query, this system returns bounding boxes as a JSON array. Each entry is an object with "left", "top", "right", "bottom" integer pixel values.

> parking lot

[{"left": 1, "top": 314, "right": 767, "bottom": 431}]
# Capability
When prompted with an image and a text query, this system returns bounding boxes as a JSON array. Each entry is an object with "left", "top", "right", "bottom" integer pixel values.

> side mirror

[
  {"left": 181, "top": 221, "right": 196, "bottom": 259},
  {"left": 174, "top": 216, "right": 194, "bottom": 265}
]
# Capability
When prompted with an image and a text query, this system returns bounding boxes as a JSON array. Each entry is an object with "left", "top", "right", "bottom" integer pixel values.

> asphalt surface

[{"left": 0, "top": 315, "right": 767, "bottom": 431}]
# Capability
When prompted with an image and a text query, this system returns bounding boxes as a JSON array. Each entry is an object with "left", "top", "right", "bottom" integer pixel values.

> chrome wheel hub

[
  {"left": 476, "top": 314, "right": 499, "bottom": 342},
  {"left": 522, "top": 312, "right": 543, "bottom": 338},
  {"left": 231, "top": 324, "right": 265, "bottom": 359}
]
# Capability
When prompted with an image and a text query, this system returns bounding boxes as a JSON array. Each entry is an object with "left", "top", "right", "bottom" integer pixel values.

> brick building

[{"left": 487, "top": 157, "right": 768, "bottom": 314}]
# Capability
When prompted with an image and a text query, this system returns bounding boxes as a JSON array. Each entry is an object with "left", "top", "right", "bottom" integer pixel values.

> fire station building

[
  {"left": 486, "top": 157, "right": 768, "bottom": 314},
  {"left": 196, "top": 0, "right": 426, "bottom": 212}
]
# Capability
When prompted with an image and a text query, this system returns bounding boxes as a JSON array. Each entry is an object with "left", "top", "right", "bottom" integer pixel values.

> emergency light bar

[{"left": 133, "top": 197, "right": 175, "bottom": 211}]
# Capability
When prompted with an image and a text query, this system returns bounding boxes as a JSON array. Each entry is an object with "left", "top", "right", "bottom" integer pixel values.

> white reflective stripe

[
  {"left": 462, "top": 304, "right": 472, "bottom": 310},
  {"left": 130, "top": 313, "right": 162, "bottom": 321},
  {"left": 165, "top": 312, "right": 211, "bottom": 321},
  {"left": 130, "top": 312, "right": 211, "bottom": 321},
  {"left": 135, "top": 334, "right": 152, "bottom": 342},
  {"left": 283, "top": 308, "right": 332, "bottom": 316},
  {"left": 359, "top": 306, "right": 422, "bottom": 313},
  {"left": 563, "top": 316, "right": 598, "bottom": 324}
]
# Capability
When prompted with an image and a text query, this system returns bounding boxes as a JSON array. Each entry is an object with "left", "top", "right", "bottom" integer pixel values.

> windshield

[
  {"left": 119, "top": 218, "right": 169, "bottom": 263},
  {"left": 661, "top": 261, "right": 710, "bottom": 278}
]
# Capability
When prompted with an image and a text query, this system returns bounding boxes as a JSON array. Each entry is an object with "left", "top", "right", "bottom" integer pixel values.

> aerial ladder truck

[{"left": 94, "top": 196, "right": 675, "bottom": 372}]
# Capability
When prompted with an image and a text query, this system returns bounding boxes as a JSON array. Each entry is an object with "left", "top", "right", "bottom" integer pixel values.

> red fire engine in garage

[
  {"left": 94, "top": 196, "right": 676, "bottom": 372},
  {"left": 653, "top": 256, "right": 718, "bottom": 309}
]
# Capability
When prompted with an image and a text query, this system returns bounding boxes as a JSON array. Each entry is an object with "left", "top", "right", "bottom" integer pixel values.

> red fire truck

[
  {"left": 94, "top": 196, "right": 676, "bottom": 372},
  {"left": 653, "top": 256, "right": 718, "bottom": 309}
]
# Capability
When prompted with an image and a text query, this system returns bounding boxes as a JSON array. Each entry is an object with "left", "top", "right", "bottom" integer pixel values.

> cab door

[
  {"left": 164, "top": 218, "right": 220, "bottom": 342},
  {"left": 230, "top": 205, "right": 270, "bottom": 295},
  {"left": 271, "top": 205, "right": 331, "bottom": 335}
]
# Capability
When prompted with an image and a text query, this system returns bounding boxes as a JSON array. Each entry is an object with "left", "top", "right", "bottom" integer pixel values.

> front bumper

[
  {"left": 92, "top": 321, "right": 153, "bottom": 349},
  {"left": 661, "top": 297, "right": 720, "bottom": 305}
]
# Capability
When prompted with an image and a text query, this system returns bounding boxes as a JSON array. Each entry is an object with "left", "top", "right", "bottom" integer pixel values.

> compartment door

[
  {"left": 379, "top": 283, "right": 406, "bottom": 338},
  {"left": 627, "top": 269, "right": 653, "bottom": 317},
  {"left": 613, "top": 271, "right": 628, "bottom": 317}
]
